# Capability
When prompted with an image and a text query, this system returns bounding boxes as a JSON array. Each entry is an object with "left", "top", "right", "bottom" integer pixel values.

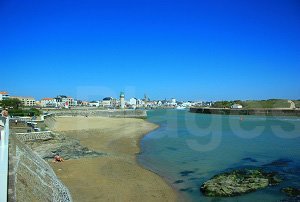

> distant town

[
  {"left": 1, "top": 91, "right": 299, "bottom": 112},
  {"left": 0, "top": 91, "right": 212, "bottom": 110}
]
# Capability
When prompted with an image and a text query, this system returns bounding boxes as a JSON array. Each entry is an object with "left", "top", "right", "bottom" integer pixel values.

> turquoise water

[{"left": 138, "top": 109, "right": 300, "bottom": 202}]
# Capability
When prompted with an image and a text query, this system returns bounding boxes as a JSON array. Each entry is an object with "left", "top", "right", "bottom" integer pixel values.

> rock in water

[
  {"left": 200, "top": 169, "right": 282, "bottom": 197},
  {"left": 282, "top": 187, "right": 300, "bottom": 197}
]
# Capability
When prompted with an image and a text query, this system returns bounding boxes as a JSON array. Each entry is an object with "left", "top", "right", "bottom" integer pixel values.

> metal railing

[{"left": 0, "top": 116, "right": 9, "bottom": 202}]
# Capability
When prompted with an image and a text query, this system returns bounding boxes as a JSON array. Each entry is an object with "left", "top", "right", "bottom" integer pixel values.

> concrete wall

[{"left": 46, "top": 109, "right": 147, "bottom": 118}]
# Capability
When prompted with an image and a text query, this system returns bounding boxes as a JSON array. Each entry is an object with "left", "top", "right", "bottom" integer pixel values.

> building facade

[
  {"left": 41, "top": 98, "right": 58, "bottom": 108},
  {"left": 0, "top": 92, "right": 9, "bottom": 101},
  {"left": 12, "top": 96, "right": 36, "bottom": 107}
]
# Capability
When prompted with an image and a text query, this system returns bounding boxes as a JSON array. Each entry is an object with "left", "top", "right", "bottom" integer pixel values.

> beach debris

[{"left": 200, "top": 169, "right": 282, "bottom": 197}]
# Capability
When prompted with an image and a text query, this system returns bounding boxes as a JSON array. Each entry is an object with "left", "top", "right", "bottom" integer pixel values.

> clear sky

[{"left": 0, "top": 0, "right": 299, "bottom": 101}]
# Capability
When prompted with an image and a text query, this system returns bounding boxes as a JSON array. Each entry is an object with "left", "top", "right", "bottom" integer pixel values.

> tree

[{"left": 0, "top": 98, "right": 22, "bottom": 109}]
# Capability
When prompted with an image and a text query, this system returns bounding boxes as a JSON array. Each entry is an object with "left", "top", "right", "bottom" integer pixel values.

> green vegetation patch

[
  {"left": 293, "top": 100, "right": 300, "bottom": 108},
  {"left": 242, "top": 99, "right": 290, "bottom": 109},
  {"left": 212, "top": 99, "right": 291, "bottom": 109},
  {"left": 9, "top": 108, "right": 41, "bottom": 117}
]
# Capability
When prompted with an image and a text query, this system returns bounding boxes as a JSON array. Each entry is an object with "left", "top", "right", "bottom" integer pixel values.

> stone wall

[
  {"left": 9, "top": 133, "right": 72, "bottom": 202},
  {"left": 46, "top": 109, "right": 147, "bottom": 118},
  {"left": 15, "top": 131, "right": 53, "bottom": 142}
]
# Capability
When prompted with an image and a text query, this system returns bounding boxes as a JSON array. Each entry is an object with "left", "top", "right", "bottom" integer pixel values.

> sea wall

[
  {"left": 9, "top": 132, "right": 72, "bottom": 202},
  {"left": 189, "top": 107, "right": 300, "bottom": 116},
  {"left": 46, "top": 109, "right": 147, "bottom": 118}
]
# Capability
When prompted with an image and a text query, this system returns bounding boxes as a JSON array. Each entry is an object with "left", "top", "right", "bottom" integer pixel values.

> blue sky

[{"left": 0, "top": 0, "right": 299, "bottom": 101}]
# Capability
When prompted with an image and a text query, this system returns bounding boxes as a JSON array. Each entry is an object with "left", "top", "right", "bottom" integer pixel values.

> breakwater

[
  {"left": 45, "top": 109, "right": 147, "bottom": 118},
  {"left": 189, "top": 107, "right": 300, "bottom": 116}
]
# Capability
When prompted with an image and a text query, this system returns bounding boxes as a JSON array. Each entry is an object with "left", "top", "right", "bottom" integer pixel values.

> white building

[
  {"left": 12, "top": 96, "right": 36, "bottom": 107},
  {"left": 102, "top": 97, "right": 113, "bottom": 107},
  {"left": 231, "top": 104, "right": 243, "bottom": 109},
  {"left": 89, "top": 101, "right": 100, "bottom": 107},
  {"left": 54, "top": 95, "right": 76, "bottom": 108},
  {"left": 182, "top": 102, "right": 193, "bottom": 107},
  {"left": 129, "top": 98, "right": 137, "bottom": 106},
  {"left": 41, "top": 98, "right": 58, "bottom": 108},
  {"left": 0, "top": 92, "right": 9, "bottom": 101}
]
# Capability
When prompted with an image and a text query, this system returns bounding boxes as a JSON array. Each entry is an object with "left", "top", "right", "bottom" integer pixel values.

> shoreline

[
  {"left": 49, "top": 116, "right": 178, "bottom": 201},
  {"left": 135, "top": 125, "right": 184, "bottom": 202}
]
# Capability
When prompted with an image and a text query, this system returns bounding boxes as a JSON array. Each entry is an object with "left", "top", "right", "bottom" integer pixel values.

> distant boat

[{"left": 176, "top": 106, "right": 186, "bottom": 110}]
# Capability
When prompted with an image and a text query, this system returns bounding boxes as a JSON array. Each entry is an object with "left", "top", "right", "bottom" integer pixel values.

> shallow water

[{"left": 138, "top": 109, "right": 300, "bottom": 202}]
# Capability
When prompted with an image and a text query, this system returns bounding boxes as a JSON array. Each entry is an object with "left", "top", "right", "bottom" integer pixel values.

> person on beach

[{"left": 53, "top": 154, "right": 64, "bottom": 163}]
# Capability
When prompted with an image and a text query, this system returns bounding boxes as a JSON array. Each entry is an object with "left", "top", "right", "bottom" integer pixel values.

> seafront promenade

[{"left": 46, "top": 108, "right": 147, "bottom": 118}]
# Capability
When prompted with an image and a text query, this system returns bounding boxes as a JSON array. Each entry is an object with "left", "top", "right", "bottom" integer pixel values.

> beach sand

[{"left": 50, "top": 117, "right": 177, "bottom": 202}]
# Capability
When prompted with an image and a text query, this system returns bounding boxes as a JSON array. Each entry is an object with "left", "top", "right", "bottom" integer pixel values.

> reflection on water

[{"left": 138, "top": 109, "right": 300, "bottom": 202}]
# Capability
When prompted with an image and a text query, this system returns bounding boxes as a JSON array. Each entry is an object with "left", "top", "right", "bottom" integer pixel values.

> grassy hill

[
  {"left": 212, "top": 99, "right": 291, "bottom": 109},
  {"left": 293, "top": 100, "right": 300, "bottom": 108}
]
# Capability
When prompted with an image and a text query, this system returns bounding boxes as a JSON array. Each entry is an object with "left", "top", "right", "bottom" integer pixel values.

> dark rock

[
  {"left": 173, "top": 180, "right": 184, "bottom": 184},
  {"left": 166, "top": 147, "right": 177, "bottom": 151},
  {"left": 264, "top": 159, "right": 293, "bottom": 167},
  {"left": 180, "top": 187, "right": 194, "bottom": 193},
  {"left": 188, "top": 177, "right": 199, "bottom": 181},
  {"left": 25, "top": 132, "right": 106, "bottom": 160},
  {"left": 180, "top": 170, "right": 195, "bottom": 177},
  {"left": 242, "top": 157, "right": 258, "bottom": 162},
  {"left": 200, "top": 169, "right": 282, "bottom": 197},
  {"left": 282, "top": 187, "right": 300, "bottom": 197}
]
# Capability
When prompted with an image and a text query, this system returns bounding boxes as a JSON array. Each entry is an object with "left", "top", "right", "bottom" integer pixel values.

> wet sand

[{"left": 50, "top": 117, "right": 177, "bottom": 202}]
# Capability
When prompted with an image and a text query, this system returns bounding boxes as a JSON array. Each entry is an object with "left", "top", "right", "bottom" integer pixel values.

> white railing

[{"left": 0, "top": 116, "right": 9, "bottom": 202}]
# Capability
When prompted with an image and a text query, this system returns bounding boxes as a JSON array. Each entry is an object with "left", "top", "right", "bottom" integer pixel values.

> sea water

[{"left": 138, "top": 109, "right": 300, "bottom": 202}]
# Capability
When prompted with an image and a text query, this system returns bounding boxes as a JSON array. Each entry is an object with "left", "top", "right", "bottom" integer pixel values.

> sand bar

[{"left": 50, "top": 116, "right": 177, "bottom": 202}]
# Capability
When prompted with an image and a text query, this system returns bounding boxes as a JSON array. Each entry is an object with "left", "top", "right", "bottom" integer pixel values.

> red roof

[
  {"left": 0, "top": 91, "right": 8, "bottom": 95},
  {"left": 42, "top": 98, "right": 54, "bottom": 101}
]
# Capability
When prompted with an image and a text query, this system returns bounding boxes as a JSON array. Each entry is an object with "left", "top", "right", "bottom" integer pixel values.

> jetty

[{"left": 189, "top": 107, "right": 300, "bottom": 116}]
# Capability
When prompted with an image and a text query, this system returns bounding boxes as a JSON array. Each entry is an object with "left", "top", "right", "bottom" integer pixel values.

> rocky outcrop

[
  {"left": 25, "top": 132, "right": 105, "bottom": 160},
  {"left": 200, "top": 169, "right": 282, "bottom": 197}
]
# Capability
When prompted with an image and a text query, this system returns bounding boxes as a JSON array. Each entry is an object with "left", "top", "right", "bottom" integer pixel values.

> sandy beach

[{"left": 50, "top": 116, "right": 177, "bottom": 202}]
